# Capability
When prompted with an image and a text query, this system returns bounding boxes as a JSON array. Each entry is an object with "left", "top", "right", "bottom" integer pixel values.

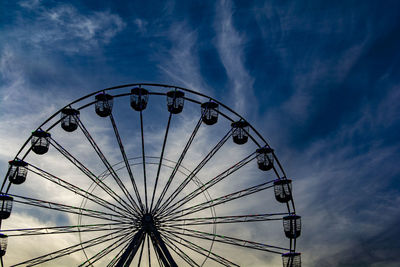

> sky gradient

[{"left": 0, "top": 0, "right": 400, "bottom": 266}]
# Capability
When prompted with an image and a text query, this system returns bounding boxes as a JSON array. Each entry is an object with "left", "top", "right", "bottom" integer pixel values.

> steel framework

[{"left": 0, "top": 83, "right": 300, "bottom": 266}]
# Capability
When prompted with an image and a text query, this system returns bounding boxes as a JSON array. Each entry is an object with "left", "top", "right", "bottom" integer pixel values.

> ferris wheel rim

[
  {"left": 9, "top": 83, "right": 294, "bottom": 210},
  {"left": 1, "top": 83, "right": 300, "bottom": 266}
]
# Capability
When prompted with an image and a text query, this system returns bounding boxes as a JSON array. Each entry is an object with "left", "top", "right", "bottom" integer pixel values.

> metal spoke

[
  {"left": 150, "top": 112, "right": 172, "bottom": 212},
  {"left": 163, "top": 226, "right": 289, "bottom": 255},
  {"left": 153, "top": 116, "right": 203, "bottom": 212},
  {"left": 12, "top": 227, "right": 133, "bottom": 266},
  {"left": 75, "top": 116, "right": 141, "bottom": 215},
  {"left": 149, "top": 229, "right": 178, "bottom": 267},
  {"left": 164, "top": 180, "right": 275, "bottom": 220},
  {"left": 156, "top": 129, "right": 232, "bottom": 215},
  {"left": 150, "top": 233, "right": 170, "bottom": 267},
  {"left": 137, "top": 233, "right": 146, "bottom": 267},
  {"left": 50, "top": 137, "right": 135, "bottom": 216},
  {"left": 147, "top": 234, "right": 152, "bottom": 267},
  {"left": 159, "top": 152, "right": 257, "bottom": 218},
  {"left": 161, "top": 213, "right": 287, "bottom": 227},
  {"left": 139, "top": 110, "right": 149, "bottom": 212},
  {"left": 0, "top": 222, "right": 130, "bottom": 237},
  {"left": 109, "top": 113, "right": 145, "bottom": 212},
  {"left": 9, "top": 193, "right": 131, "bottom": 223},
  {"left": 150, "top": 236, "right": 163, "bottom": 267},
  {"left": 125, "top": 234, "right": 145, "bottom": 266},
  {"left": 79, "top": 231, "right": 136, "bottom": 267},
  {"left": 0, "top": 166, "right": 13, "bottom": 192},
  {"left": 27, "top": 163, "right": 131, "bottom": 218},
  {"left": 160, "top": 233, "right": 199, "bottom": 267},
  {"left": 161, "top": 230, "right": 239, "bottom": 267}
]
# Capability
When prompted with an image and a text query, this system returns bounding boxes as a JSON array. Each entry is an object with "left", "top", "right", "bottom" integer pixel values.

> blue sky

[{"left": 0, "top": 0, "right": 399, "bottom": 266}]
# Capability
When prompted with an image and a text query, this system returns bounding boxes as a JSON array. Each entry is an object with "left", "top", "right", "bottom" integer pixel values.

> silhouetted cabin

[
  {"left": 231, "top": 121, "right": 249, "bottom": 144},
  {"left": 95, "top": 93, "right": 113, "bottom": 117},
  {"left": 31, "top": 130, "right": 50, "bottom": 155},
  {"left": 0, "top": 195, "right": 13, "bottom": 220},
  {"left": 0, "top": 234, "right": 7, "bottom": 257},
  {"left": 60, "top": 108, "right": 80, "bottom": 132},
  {"left": 8, "top": 159, "right": 28, "bottom": 185},
  {"left": 256, "top": 147, "right": 274, "bottom": 171},
  {"left": 130, "top": 88, "right": 149, "bottom": 111},
  {"left": 283, "top": 215, "right": 301, "bottom": 239},
  {"left": 167, "top": 90, "right": 185, "bottom": 114},
  {"left": 201, "top": 102, "right": 219, "bottom": 125},
  {"left": 274, "top": 179, "right": 292, "bottom": 203},
  {"left": 282, "top": 252, "right": 301, "bottom": 267}
]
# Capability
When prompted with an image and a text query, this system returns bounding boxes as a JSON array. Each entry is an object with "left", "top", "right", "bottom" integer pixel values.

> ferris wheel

[{"left": 0, "top": 84, "right": 301, "bottom": 266}]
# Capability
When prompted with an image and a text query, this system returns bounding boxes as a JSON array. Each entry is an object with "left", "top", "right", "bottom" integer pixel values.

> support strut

[
  {"left": 115, "top": 214, "right": 178, "bottom": 267},
  {"left": 115, "top": 230, "right": 145, "bottom": 267},
  {"left": 150, "top": 229, "right": 178, "bottom": 267}
]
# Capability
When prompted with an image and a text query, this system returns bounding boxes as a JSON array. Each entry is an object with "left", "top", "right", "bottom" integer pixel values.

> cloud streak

[
  {"left": 214, "top": 0, "right": 256, "bottom": 117},
  {"left": 158, "top": 22, "right": 208, "bottom": 94},
  {"left": 14, "top": 1, "right": 126, "bottom": 53}
]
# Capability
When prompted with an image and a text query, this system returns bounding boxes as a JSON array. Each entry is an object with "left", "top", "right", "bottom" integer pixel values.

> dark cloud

[{"left": 313, "top": 219, "right": 400, "bottom": 267}]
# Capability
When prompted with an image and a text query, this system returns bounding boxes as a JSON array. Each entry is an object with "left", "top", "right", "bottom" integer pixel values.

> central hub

[{"left": 141, "top": 213, "right": 155, "bottom": 233}]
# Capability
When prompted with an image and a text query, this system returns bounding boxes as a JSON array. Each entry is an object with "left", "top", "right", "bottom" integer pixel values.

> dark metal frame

[{"left": 0, "top": 83, "right": 298, "bottom": 266}]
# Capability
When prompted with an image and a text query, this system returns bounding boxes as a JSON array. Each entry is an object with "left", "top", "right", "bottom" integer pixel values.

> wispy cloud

[
  {"left": 133, "top": 18, "right": 148, "bottom": 34},
  {"left": 0, "top": 3, "right": 127, "bottom": 263},
  {"left": 14, "top": 1, "right": 126, "bottom": 53},
  {"left": 214, "top": 0, "right": 256, "bottom": 116},
  {"left": 272, "top": 80, "right": 400, "bottom": 266},
  {"left": 157, "top": 22, "right": 210, "bottom": 95},
  {"left": 250, "top": 2, "right": 400, "bottom": 266},
  {"left": 18, "top": 0, "right": 40, "bottom": 9},
  {"left": 0, "top": 46, "right": 59, "bottom": 159}
]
